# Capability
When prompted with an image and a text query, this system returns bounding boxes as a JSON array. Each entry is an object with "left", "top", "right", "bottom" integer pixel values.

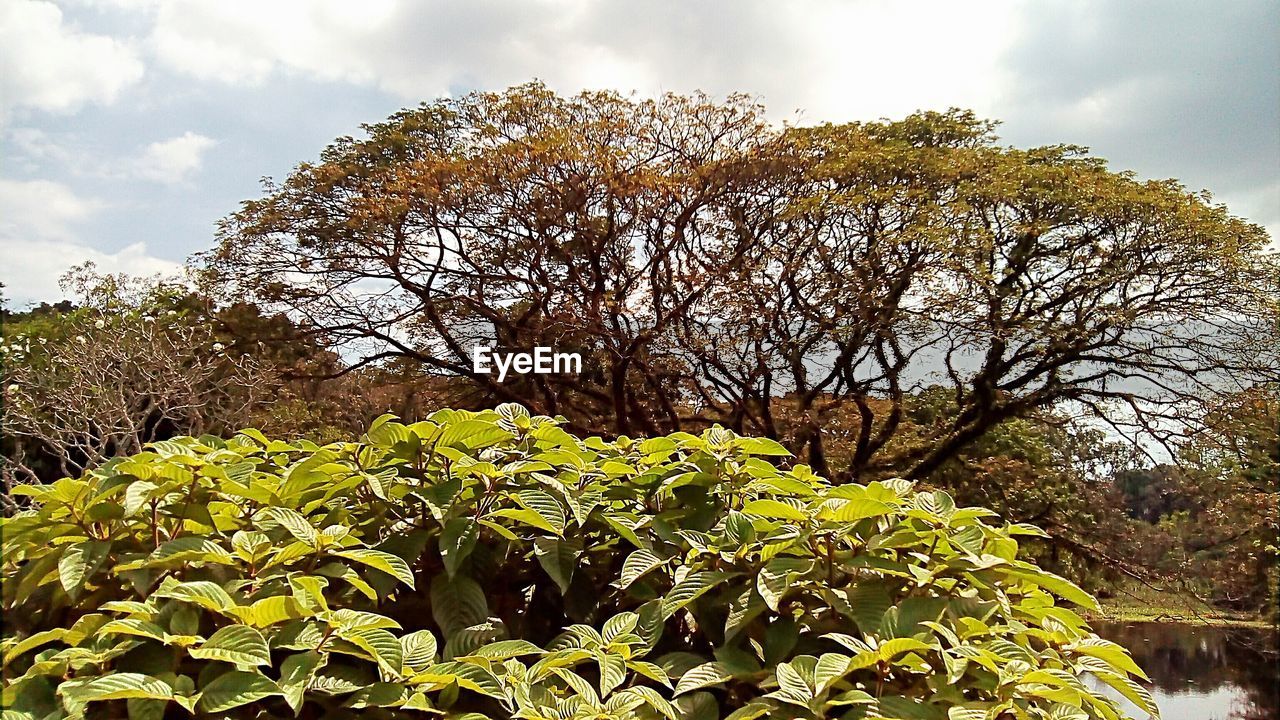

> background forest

[{"left": 4, "top": 84, "right": 1279, "bottom": 623}]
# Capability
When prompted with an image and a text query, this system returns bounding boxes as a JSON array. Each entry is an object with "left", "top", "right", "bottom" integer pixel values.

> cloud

[
  {"left": 1, "top": 0, "right": 1273, "bottom": 299},
  {"left": 998, "top": 0, "right": 1279, "bottom": 242},
  {"left": 0, "top": 178, "right": 103, "bottom": 242},
  {"left": 4, "top": 128, "right": 216, "bottom": 183},
  {"left": 130, "top": 131, "right": 217, "bottom": 183},
  {"left": 2, "top": 127, "right": 74, "bottom": 173},
  {"left": 137, "top": 0, "right": 1020, "bottom": 121},
  {"left": 0, "top": 0, "right": 145, "bottom": 114},
  {"left": 0, "top": 179, "right": 178, "bottom": 305},
  {"left": 148, "top": 0, "right": 398, "bottom": 85}
]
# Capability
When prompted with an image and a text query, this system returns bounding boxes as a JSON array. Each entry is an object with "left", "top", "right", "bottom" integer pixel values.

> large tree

[{"left": 204, "top": 83, "right": 1280, "bottom": 480}]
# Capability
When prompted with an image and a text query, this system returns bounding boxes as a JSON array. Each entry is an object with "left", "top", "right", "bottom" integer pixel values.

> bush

[{"left": 1, "top": 405, "right": 1156, "bottom": 719}]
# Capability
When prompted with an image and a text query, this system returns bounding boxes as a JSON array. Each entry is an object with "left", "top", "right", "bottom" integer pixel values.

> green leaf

[
  {"left": 598, "top": 652, "right": 628, "bottom": 697},
  {"left": 534, "top": 537, "right": 582, "bottom": 593},
  {"left": 100, "top": 618, "right": 169, "bottom": 644},
  {"left": 170, "top": 604, "right": 201, "bottom": 636},
  {"left": 725, "top": 587, "right": 767, "bottom": 642},
  {"left": 1093, "top": 671, "right": 1159, "bottom": 716},
  {"left": 828, "top": 498, "right": 894, "bottom": 523},
  {"left": 333, "top": 548, "right": 416, "bottom": 589},
  {"left": 736, "top": 437, "right": 792, "bottom": 456},
  {"left": 153, "top": 580, "right": 236, "bottom": 613},
  {"left": 278, "top": 651, "right": 323, "bottom": 713},
  {"left": 57, "top": 543, "right": 89, "bottom": 598},
  {"left": 266, "top": 507, "right": 319, "bottom": 547},
  {"left": 842, "top": 582, "right": 894, "bottom": 634},
  {"left": 662, "top": 571, "right": 730, "bottom": 619},
  {"left": 442, "top": 622, "right": 502, "bottom": 660},
  {"left": 138, "top": 536, "right": 236, "bottom": 567},
  {"left": 409, "top": 662, "right": 505, "bottom": 699},
  {"left": 1068, "top": 638, "right": 1149, "bottom": 681},
  {"left": 289, "top": 575, "right": 329, "bottom": 612},
  {"left": 3, "top": 628, "right": 67, "bottom": 664},
  {"left": 400, "top": 630, "right": 439, "bottom": 672},
  {"left": 878, "top": 695, "right": 945, "bottom": 720},
  {"left": 339, "top": 626, "right": 403, "bottom": 676},
  {"left": 196, "top": 670, "right": 281, "bottom": 713},
  {"left": 741, "top": 499, "right": 807, "bottom": 522},
  {"left": 602, "top": 612, "right": 639, "bottom": 644},
  {"left": 814, "top": 653, "right": 855, "bottom": 693},
  {"left": 439, "top": 516, "right": 478, "bottom": 578},
  {"left": 226, "top": 595, "right": 309, "bottom": 628},
  {"left": 188, "top": 625, "right": 270, "bottom": 666},
  {"left": 317, "top": 563, "right": 378, "bottom": 600},
  {"left": 674, "top": 661, "right": 732, "bottom": 696},
  {"left": 464, "top": 639, "right": 543, "bottom": 660},
  {"left": 430, "top": 575, "right": 489, "bottom": 638},
  {"left": 1006, "top": 566, "right": 1099, "bottom": 610},
  {"left": 877, "top": 638, "right": 934, "bottom": 662},
  {"left": 488, "top": 507, "right": 559, "bottom": 534},
  {"left": 60, "top": 673, "right": 174, "bottom": 703},
  {"left": 517, "top": 489, "right": 567, "bottom": 535},
  {"left": 436, "top": 420, "right": 514, "bottom": 450},
  {"left": 122, "top": 481, "right": 159, "bottom": 517},
  {"left": 757, "top": 557, "right": 812, "bottom": 612},
  {"left": 620, "top": 686, "right": 681, "bottom": 720},
  {"left": 767, "top": 660, "right": 814, "bottom": 707},
  {"left": 127, "top": 698, "right": 168, "bottom": 720},
  {"left": 553, "top": 667, "right": 601, "bottom": 704},
  {"left": 618, "top": 549, "right": 665, "bottom": 589}
]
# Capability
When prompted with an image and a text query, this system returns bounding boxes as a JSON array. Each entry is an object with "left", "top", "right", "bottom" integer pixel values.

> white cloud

[
  {"left": 0, "top": 178, "right": 179, "bottom": 305},
  {"left": 148, "top": 0, "right": 398, "bottom": 86},
  {"left": 1, "top": 0, "right": 1273, "bottom": 271},
  {"left": 997, "top": 0, "right": 1279, "bottom": 247},
  {"left": 5, "top": 128, "right": 217, "bottom": 183},
  {"left": 130, "top": 131, "right": 217, "bottom": 183},
  {"left": 0, "top": 238, "right": 181, "bottom": 306},
  {"left": 136, "top": 0, "right": 1021, "bottom": 123},
  {"left": 3, "top": 127, "right": 74, "bottom": 173},
  {"left": 0, "top": 0, "right": 145, "bottom": 114},
  {"left": 0, "top": 178, "right": 102, "bottom": 241}
]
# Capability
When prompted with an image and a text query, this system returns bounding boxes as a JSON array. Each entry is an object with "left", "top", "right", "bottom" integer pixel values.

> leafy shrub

[{"left": 1, "top": 405, "right": 1157, "bottom": 719}]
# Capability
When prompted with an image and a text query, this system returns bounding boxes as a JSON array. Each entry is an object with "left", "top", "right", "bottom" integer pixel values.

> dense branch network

[{"left": 203, "top": 82, "right": 1280, "bottom": 482}]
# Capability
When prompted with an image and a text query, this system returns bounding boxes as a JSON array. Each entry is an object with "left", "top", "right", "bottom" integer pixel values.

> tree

[
  {"left": 1175, "top": 386, "right": 1279, "bottom": 614},
  {"left": 206, "top": 84, "right": 781, "bottom": 440},
  {"left": 204, "top": 83, "right": 1280, "bottom": 482},
  {"left": 1, "top": 266, "right": 271, "bottom": 491}
]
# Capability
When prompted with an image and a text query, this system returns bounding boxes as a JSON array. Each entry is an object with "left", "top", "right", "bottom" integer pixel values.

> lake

[{"left": 1092, "top": 621, "right": 1279, "bottom": 720}]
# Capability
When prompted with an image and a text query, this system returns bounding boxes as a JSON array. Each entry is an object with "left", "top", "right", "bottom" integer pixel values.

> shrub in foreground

[{"left": 1, "top": 405, "right": 1157, "bottom": 719}]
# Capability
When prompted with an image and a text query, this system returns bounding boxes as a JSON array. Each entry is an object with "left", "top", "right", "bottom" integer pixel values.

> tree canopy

[{"left": 205, "top": 83, "right": 1279, "bottom": 483}]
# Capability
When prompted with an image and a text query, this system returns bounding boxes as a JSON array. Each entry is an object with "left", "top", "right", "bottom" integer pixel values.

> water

[{"left": 1092, "top": 621, "right": 1279, "bottom": 720}]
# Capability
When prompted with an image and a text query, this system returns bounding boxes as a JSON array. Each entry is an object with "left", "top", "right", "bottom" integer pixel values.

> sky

[{"left": 1, "top": 0, "right": 1277, "bottom": 307}]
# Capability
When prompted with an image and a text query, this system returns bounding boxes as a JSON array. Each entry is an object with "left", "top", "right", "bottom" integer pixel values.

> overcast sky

[{"left": 2, "top": 0, "right": 1277, "bottom": 307}]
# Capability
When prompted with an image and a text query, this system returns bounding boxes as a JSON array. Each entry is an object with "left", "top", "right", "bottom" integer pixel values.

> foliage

[
  {"left": 204, "top": 82, "right": 1280, "bottom": 483},
  {"left": 1, "top": 266, "right": 272, "bottom": 491},
  {"left": 2, "top": 405, "right": 1156, "bottom": 719},
  {"left": 887, "top": 392, "right": 1143, "bottom": 591},
  {"left": 1, "top": 265, "right": 387, "bottom": 488},
  {"left": 1162, "top": 387, "right": 1278, "bottom": 615},
  {"left": 1075, "top": 386, "right": 1280, "bottom": 617}
]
